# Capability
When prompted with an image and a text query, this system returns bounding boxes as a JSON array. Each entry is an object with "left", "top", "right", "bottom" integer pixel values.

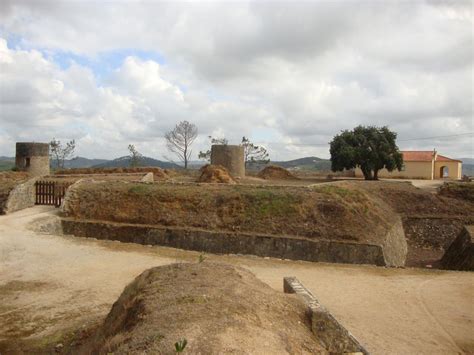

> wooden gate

[{"left": 35, "top": 181, "right": 73, "bottom": 207}]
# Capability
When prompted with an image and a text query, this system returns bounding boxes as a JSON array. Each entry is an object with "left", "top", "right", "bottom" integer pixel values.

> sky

[{"left": 0, "top": 0, "right": 472, "bottom": 162}]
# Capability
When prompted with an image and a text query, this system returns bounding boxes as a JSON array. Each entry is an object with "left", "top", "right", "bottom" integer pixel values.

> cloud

[{"left": 0, "top": 0, "right": 472, "bottom": 160}]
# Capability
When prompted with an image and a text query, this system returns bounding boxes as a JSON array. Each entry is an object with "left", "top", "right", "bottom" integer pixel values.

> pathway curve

[{"left": 0, "top": 207, "right": 473, "bottom": 354}]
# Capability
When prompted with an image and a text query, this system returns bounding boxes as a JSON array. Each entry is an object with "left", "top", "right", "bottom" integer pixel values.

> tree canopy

[
  {"left": 198, "top": 136, "right": 228, "bottom": 162},
  {"left": 329, "top": 125, "right": 403, "bottom": 180},
  {"left": 128, "top": 144, "right": 143, "bottom": 167},
  {"left": 50, "top": 138, "right": 75, "bottom": 169},
  {"left": 241, "top": 136, "right": 269, "bottom": 167},
  {"left": 165, "top": 121, "right": 198, "bottom": 169}
]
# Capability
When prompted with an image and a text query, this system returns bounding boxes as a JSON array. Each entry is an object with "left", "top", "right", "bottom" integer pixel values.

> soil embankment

[
  {"left": 83, "top": 263, "right": 326, "bottom": 354},
  {"left": 357, "top": 181, "right": 474, "bottom": 267},
  {"left": 55, "top": 167, "right": 169, "bottom": 180},
  {"left": 257, "top": 165, "right": 298, "bottom": 180},
  {"left": 62, "top": 181, "right": 396, "bottom": 245}
]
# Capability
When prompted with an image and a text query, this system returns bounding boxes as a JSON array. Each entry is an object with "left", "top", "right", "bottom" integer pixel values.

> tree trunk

[
  {"left": 184, "top": 146, "right": 188, "bottom": 169},
  {"left": 373, "top": 169, "right": 379, "bottom": 180},
  {"left": 362, "top": 167, "right": 373, "bottom": 180}
]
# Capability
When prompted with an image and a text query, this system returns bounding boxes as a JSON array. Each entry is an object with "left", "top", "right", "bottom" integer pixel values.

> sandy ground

[
  {"left": 385, "top": 178, "right": 445, "bottom": 192},
  {"left": 1, "top": 206, "right": 473, "bottom": 354}
]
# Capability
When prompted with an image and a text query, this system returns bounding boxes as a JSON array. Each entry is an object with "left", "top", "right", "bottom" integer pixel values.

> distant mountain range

[
  {"left": 92, "top": 156, "right": 180, "bottom": 169},
  {"left": 58, "top": 156, "right": 109, "bottom": 169},
  {"left": 0, "top": 155, "right": 473, "bottom": 175}
]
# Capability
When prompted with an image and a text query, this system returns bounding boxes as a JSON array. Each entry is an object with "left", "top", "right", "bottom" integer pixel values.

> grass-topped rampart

[{"left": 62, "top": 181, "right": 397, "bottom": 244}]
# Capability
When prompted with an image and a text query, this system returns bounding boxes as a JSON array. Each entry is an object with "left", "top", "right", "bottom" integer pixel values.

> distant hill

[
  {"left": 459, "top": 158, "right": 474, "bottom": 164},
  {"left": 272, "top": 156, "right": 331, "bottom": 170},
  {"left": 93, "top": 156, "right": 181, "bottom": 169},
  {"left": 461, "top": 164, "right": 473, "bottom": 176},
  {"left": 0, "top": 156, "right": 14, "bottom": 171},
  {"left": 51, "top": 156, "right": 109, "bottom": 169},
  {"left": 458, "top": 158, "right": 473, "bottom": 176},
  {"left": 246, "top": 156, "right": 331, "bottom": 171}
]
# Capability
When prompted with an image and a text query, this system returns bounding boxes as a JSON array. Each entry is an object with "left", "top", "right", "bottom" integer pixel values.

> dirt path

[{"left": 1, "top": 207, "right": 473, "bottom": 354}]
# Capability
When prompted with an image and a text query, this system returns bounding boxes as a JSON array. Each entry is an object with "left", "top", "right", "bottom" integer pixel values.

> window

[{"left": 25, "top": 157, "right": 30, "bottom": 167}]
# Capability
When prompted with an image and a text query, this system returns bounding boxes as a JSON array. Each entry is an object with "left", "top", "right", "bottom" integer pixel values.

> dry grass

[
  {"left": 438, "top": 182, "right": 474, "bottom": 202},
  {"left": 356, "top": 181, "right": 474, "bottom": 217},
  {"left": 63, "top": 180, "right": 396, "bottom": 244},
  {"left": 55, "top": 167, "right": 170, "bottom": 180},
  {"left": 0, "top": 172, "right": 30, "bottom": 214}
]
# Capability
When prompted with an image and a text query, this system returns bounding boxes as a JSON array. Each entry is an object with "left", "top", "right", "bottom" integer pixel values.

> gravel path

[{"left": 1, "top": 206, "right": 473, "bottom": 354}]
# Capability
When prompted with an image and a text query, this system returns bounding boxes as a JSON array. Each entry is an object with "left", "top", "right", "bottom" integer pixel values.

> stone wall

[
  {"left": 60, "top": 218, "right": 402, "bottom": 266},
  {"left": 441, "top": 226, "right": 474, "bottom": 271},
  {"left": 4, "top": 177, "right": 38, "bottom": 213},
  {"left": 283, "top": 276, "right": 369, "bottom": 354},
  {"left": 15, "top": 142, "right": 50, "bottom": 177}
]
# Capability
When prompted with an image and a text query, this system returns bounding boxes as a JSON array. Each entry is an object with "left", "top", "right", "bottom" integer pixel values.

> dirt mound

[
  {"left": 258, "top": 165, "right": 298, "bottom": 180},
  {"left": 197, "top": 164, "right": 235, "bottom": 184},
  {"left": 55, "top": 167, "right": 169, "bottom": 180},
  {"left": 82, "top": 262, "right": 325, "bottom": 354}
]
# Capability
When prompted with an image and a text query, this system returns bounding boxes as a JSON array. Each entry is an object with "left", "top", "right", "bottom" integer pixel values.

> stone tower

[
  {"left": 15, "top": 142, "right": 50, "bottom": 176},
  {"left": 210, "top": 145, "right": 245, "bottom": 178}
]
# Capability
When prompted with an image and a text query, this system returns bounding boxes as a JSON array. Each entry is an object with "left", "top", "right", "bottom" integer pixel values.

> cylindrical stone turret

[
  {"left": 15, "top": 142, "right": 50, "bottom": 177},
  {"left": 211, "top": 145, "right": 245, "bottom": 178}
]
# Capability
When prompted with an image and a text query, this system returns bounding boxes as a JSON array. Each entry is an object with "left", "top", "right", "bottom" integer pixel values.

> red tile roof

[{"left": 401, "top": 151, "right": 461, "bottom": 163}]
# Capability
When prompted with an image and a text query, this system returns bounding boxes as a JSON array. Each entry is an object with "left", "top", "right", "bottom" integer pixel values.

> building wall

[
  {"left": 355, "top": 161, "right": 433, "bottom": 179},
  {"left": 434, "top": 161, "right": 462, "bottom": 179},
  {"left": 355, "top": 160, "right": 462, "bottom": 180}
]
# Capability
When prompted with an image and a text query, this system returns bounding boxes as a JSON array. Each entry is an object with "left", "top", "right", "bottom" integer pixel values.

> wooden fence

[{"left": 35, "top": 181, "right": 73, "bottom": 207}]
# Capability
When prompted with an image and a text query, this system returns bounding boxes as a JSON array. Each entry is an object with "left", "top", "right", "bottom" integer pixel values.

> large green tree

[{"left": 330, "top": 125, "right": 403, "bottom": 180}]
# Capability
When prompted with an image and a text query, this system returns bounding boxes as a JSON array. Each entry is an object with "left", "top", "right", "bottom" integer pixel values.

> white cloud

[{"left": 0, "top": 0, "right": 472, "bottom": 160}]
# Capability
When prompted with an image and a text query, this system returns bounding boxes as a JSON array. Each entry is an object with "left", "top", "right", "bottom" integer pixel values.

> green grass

[{"left": 244, "top": 189, "right": 302, "bottom": 217}]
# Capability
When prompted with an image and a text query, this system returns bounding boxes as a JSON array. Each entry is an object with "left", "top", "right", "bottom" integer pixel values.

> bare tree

[
  {"left": 50, "top": 138, "right": 76, "bottom": 169},
  {"left": 165, "top": 121, "right": 198, "bottom": 169},
  {"left": 198, "top": 136, "right": 228, "bottom": 162},
  {"left": 128, "top": 144, "right": 143, "bottom": 167}
]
